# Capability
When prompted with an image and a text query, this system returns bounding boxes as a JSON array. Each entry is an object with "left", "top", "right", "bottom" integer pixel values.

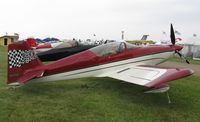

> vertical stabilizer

[{"left": 7, "top": 41, "right": 43, "bottom": 85}]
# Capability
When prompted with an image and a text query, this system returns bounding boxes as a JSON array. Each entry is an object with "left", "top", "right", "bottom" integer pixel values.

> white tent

[
  {"left": 178, "top": 37, "right": 200, "bottom": 60},
  {"left": 178, "top": 37, "right": 200, "bottom": 45}
]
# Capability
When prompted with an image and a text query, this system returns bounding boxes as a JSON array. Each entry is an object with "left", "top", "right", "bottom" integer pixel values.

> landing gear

[
  {"left": 166, "top": 91, "right": 171, "bottom": 104},
  {"left": 144, "top": 85, "right": 172, "bottom": 104}
]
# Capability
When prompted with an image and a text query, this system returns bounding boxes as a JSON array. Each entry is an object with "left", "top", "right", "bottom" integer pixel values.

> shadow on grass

[{"left": 12, "top": 77, "right": 194, "bottom": 110}]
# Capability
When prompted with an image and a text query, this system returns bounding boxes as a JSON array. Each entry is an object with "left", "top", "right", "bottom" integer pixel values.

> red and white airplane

[
  {"left": 26, "top": 38, "right": 62, "bottom": 53},
  {"left": 7, "top": 25, "right": 193, "bottom": 93}
]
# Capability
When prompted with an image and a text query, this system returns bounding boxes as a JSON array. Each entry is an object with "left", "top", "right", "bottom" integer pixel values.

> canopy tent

[
  {"left": 42, "top": 37, "right": 60, "bottom": 43},
  {"left": 35, "top": 38, "right": 45, "bottom": 43},
  {"left": 178, "top": 37, "right": 200, "bottom": 60},
  {"left": 178, "top": 37, "right": 200, "bottom": 45}
]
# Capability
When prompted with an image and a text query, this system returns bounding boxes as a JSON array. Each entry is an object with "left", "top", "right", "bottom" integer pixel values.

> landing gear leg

[{"left": 166, "top": 91, "right": 171, "bottom": 104}]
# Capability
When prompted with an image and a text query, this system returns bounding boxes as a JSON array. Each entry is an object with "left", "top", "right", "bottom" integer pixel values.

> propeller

[
  {"left": 170, "top": 24, "right": 190, "bottom": 64},
  {"left": 175, "top": 50, "right": 190, "bottom": 64},
  {"left": 170, "top": 24, "right": 176, "bottom": 45}
]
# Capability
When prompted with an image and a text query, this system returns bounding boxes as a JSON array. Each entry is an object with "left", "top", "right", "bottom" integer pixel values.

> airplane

[
  {"left": 26, "top": 38, "right": 63, "bottom": 53},
  {"left": 38, "top": 35, "right": 151, "bottom": 62},
  {"left": 141, "top": 35, "right": 149, "bottom": 40},
  {"left": 37, "top": 39, "right": 114, "bottom": 61},
  {"left": 7, "top": 24, "right": 193, "bottom": 99},
  {"left": 37, "top": 39, "right": 95, "bottom": 61}
]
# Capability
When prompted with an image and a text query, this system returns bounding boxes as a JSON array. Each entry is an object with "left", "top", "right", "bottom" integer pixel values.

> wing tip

[{"left": 145, "top": 68, "right": 194, "bottom": 88}]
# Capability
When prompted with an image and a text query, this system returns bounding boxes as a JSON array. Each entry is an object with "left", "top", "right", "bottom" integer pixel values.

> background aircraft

[
  {"left": 37, "top": 43, "right": 95, "bottom": 61},
  {"left": 26, "top": 38, "right": 62, "bottom": 53},
  {"left": 141, "top": 35, "right": 149, "bottom": 40},
  {"left": 35, "top": 39, "right": 115, "bottom": 61}
]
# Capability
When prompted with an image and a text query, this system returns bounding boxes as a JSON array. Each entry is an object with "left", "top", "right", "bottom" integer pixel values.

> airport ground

[{"left": 1, "top": 46, "right": 200, "bottom": 122}]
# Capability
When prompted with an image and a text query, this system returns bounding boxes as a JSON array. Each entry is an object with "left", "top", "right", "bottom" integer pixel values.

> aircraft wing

[{"left": 105, "top": 65, "right": 193, "bottom": 89}]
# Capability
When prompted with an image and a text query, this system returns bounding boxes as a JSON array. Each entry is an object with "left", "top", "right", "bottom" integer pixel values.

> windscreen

[{"left": 90, "top": 42, "right": 136, "bottom": 57}]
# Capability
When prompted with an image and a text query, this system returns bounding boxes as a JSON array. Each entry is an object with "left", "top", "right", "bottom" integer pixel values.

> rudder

[{"left": 7, "top": 41, "right": 43, "bottom": 85}]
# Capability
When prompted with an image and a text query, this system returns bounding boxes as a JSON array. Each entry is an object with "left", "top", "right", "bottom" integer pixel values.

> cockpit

[{"left": 90, "top": 42, "right": 137, "bottom": 57}]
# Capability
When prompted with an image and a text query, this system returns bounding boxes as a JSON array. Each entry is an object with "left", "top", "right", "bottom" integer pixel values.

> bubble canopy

[{"left": 89, "top": 42, "right": 137, "bottom": 57}]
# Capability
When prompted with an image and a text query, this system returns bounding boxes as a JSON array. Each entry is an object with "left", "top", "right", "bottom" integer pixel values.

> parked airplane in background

[
  {"left": 26, "top": 38, "right": 62, "bottom": 53},
  {"left": 37, "top": 43, "right": 95, "bottom": 61},
  {"left": 141, "top": 35, "right": 149, "bottom": 40},
  {"left": 36, "top": 39, "right": 115, "bottom": 61},
  {"left": 36, "top": 39, "right": 103, "bottom": 61},
  {"left": 7, "top": 25, "right": 193, "bottom": 101}
]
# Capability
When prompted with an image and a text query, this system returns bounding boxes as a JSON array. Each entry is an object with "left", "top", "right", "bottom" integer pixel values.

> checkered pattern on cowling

[{"left": 8, "top": 50, "right": 37, "bottom": 68}]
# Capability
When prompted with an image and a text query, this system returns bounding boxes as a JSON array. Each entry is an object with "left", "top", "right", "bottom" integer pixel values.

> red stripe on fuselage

[{"left": 35, "top": 45, "right": 175, "bottom": 76}]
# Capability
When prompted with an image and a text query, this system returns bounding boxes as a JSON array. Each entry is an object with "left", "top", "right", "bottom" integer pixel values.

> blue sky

[{"left": 0, "top": 0, "right": 199, "bottom": 40}]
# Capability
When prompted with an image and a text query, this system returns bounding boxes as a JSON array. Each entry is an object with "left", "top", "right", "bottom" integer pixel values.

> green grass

[
  {"left": 1, "top": 46, "right": 200, "bottom": 122},
  {"left": 0, "top": 46, "right": 7, "bottom": 86},
  {"left": 168, "top": 55, "right": 200, "bottom": 65}
]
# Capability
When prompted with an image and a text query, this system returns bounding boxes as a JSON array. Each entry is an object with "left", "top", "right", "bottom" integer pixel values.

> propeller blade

[
  {"left": 170, "top": 24, "right": 190, "bottom": 64},
  {"left": 186, "top": 60, "right": 190, "bottom": 64},
  {"left": 175, "top": 50, "right": 182, "bottom": 57},
  {"left": 170, "top": 24, "right": 176, "bottom": 45},
  {"left": 175, "top": 50, "right": 190, "bottom": 64}
]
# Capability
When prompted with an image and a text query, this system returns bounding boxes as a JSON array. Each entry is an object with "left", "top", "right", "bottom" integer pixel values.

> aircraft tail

[
  {"left": 141, "top": 35, "right": 149, "bottom": 40},
  {"left": 7, "top": 41, "right": 43, "bottom": 85}
]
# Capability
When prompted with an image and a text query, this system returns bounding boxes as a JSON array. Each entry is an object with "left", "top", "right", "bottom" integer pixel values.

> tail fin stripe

[{"left": 8, "top": 49, "right": 37, "bottom": 69}]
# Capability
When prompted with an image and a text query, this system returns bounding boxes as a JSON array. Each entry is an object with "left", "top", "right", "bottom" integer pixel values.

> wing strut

[
  {"left": 144, "top": 85, "right": 172, "bottom": 104},
  {"left": 166, "top": 92, "right": 171, "bottom": 104}
]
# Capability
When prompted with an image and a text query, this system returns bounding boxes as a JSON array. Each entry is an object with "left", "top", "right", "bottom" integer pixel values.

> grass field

[{"left": 1, "top": 46, "right": 200, "bottom": 122}]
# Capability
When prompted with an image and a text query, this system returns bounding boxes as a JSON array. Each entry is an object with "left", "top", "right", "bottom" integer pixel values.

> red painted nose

[{"left": 174, "top": 45, "right": 183, "bottom": 51}]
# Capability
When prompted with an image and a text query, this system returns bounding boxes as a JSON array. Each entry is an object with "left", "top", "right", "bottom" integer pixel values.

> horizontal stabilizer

[{"left": 17, "top": 70, "right": 44, "bottom": 84}]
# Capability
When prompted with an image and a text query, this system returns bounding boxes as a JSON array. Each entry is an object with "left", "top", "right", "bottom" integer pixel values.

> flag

[
  {"left": 176, "top": 38, "right": 182, "bottom": 42},
  {"left": 175, "top": 30, "right": 181, "bottom": 35}
]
